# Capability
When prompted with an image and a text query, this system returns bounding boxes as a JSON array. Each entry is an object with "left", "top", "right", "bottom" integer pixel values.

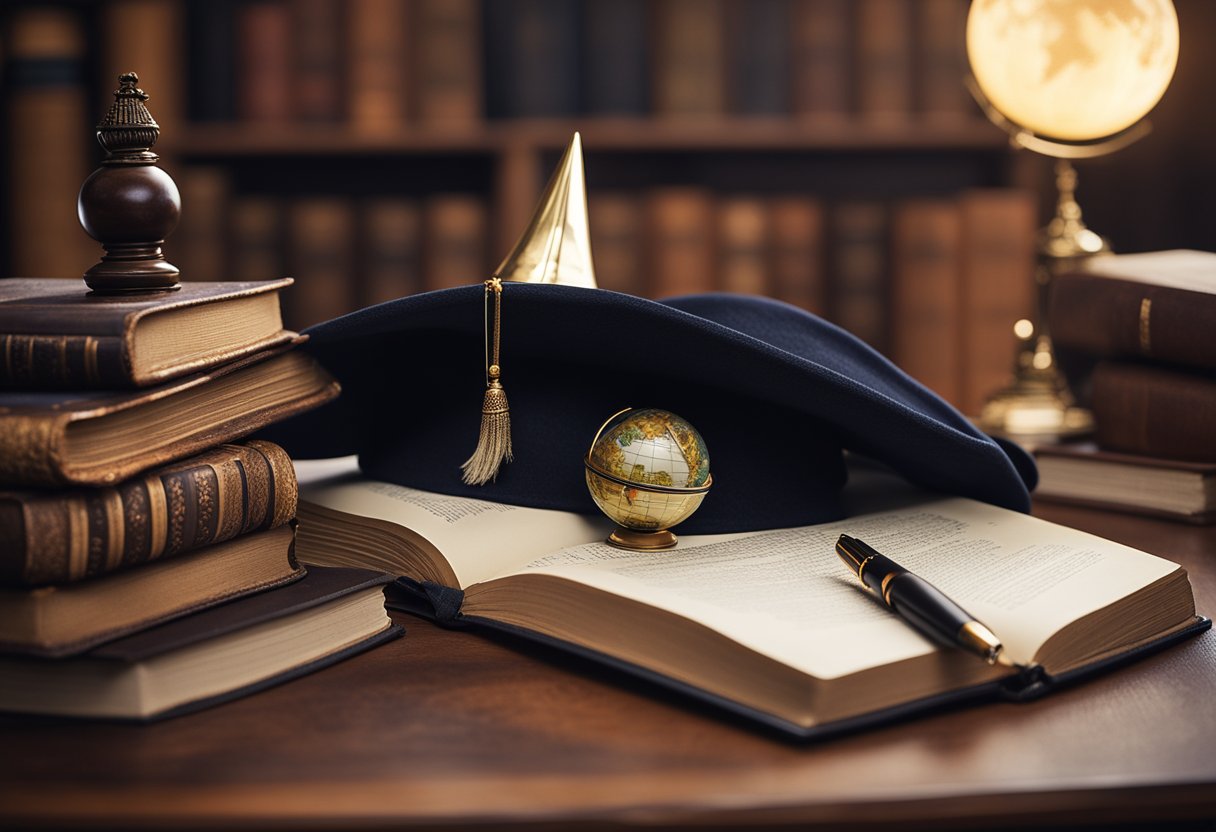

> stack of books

[
  {"left": 1038, "top": 250, "right": 1216, "bottom": 523},
  {"left": 0, "top": 279, "right": 401, "bottom": 720}
]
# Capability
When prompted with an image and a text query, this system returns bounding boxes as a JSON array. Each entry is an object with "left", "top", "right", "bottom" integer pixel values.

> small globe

[
  {"left": 967, "top": 0, "right": 1179, "bottom": 142},
  {"left": 584, "top": 408, "right": 712, "bottom": 550}
]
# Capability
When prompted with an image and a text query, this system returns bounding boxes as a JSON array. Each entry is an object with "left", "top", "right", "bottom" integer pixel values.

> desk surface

[{"left": 2, "top": 502, "right": 1214, "bottom": 830}]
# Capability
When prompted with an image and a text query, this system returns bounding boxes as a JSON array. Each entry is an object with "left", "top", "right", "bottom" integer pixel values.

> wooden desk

[{"left": 2, "top": 503, "right": 1214, "bottom": 830}]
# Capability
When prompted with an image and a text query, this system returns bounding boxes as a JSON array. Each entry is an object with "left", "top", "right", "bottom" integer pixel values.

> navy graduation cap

[{"left": 266, "top": 135, "right": 1035, "bottom": 534}]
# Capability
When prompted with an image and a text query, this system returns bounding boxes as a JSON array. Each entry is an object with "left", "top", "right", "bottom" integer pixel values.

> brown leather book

[
  {"left": 413, "top": 0, "right": 482, "bottom": 125},
  {"left": 1092, "top": 361, "right": 1216, "bottom": 463},
  {"left": 0, "top": 345, "right": 338, "bottom": 488},
  {"left": 891, "top": 199, "right": 963, "bottom": 406},
  {"left": 790, "top": 0, "right": 852, "bottom": 120},
  {"left": 0, "top": 441, "right": 297, "bottom": 587},
  {"left": 958, "top": 189, "right": 1036, "bottom": 417},
  {"left": 361, "top": 198, "right": 422, "bottom": 306},
  {"left": 717, "top": 198, "right": 770, "bottom": 296},
  {"left": 1050, "top": 251, "right": 1216, "bottom": 372},
  {"left": 589, "top": 192, "right": 644, "bottom": 296},
  {"left": 0, "top": 524, "right": 303, "bottom": 658},
  {"left": 769, "top": 196, "right": 826, "bottom": 315},
  {"left": 728, "top": 0, "right": 791, "bottom": 116},
  {"left": 422, "top": 195, "right": 488, "bottom": 291},
  {"left": 286, "top": 198, "right": 357, "bottom": 329},
  {"left": 228, "top": 197, "right": 284, "bottom": 282},
  {"left": 0, "top": 279, "right": 294, "bottom": 389},
  {"left": 292, "top": 0, "right": 344, "bottom": 122},
  {"left": 237, "top": 0, "right": 292, "bottom": 123},
  {"left": 856, "top": 0, "right": 913, "bottom": 122},
  {"left": 1034, "top": 442, "right": 1216, "bottom": 525},
  {"left": 646, "top": 188, "right": 717, "bottom": 298},
  {"left": 170, "top": 166, "right": 231, "bottom": 283},
  {"left": 830, "top": 201, "right": 888, "bottom": 353},
  {"left": 915, "top": 0, "right": 971, "bottom": 121},
  {"left": 653, "top": 0, "right": 726, "bottom": 118},
  {"left": 0, "top": 565, "right": 400, "bottom": 719},
  {"left": 348, "top": 0, "right": 410, "bottom": 130}
]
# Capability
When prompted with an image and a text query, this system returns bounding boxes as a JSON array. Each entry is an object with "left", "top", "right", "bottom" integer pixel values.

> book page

[
  {"left": 294, "top": 457, "right": 610, "bottom": 587},
  {"left": 489, "top": 497, "right": 1180, "bottom": 679}
]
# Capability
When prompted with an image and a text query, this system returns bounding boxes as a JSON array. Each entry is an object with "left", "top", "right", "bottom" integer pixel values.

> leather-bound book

[
  {"left": 484, "top": 0, "right": 580, "bottom": 118},
  {"left": 769, "top": 196, "right": 826, "bottom": 315},
  {"left": 830, "top": 201, "right": 889, "bottom": 353},
  {"left": 1092, "top": 361, "right": 1216, "bottom": 462},
  {"left": 0, "top": 524, "right": 303, "bottom": 658},
  {"left": 0, "top": 565, "right": 400, "bottom": 720},
  {"left": 582, "top": 0, "right": 649, "bottom": 115},
  {"left": 286, "top": 198, "right": 357, "bottom": 329},
  {"left": 0, "top": 441, "right": 297, "bottom": 587},
  {"left": 238, "top": 0, "right": 292, "bottom": 123},
  {"left": 187, "top": 0, "right": 238, "bottom": 121},
  {"left": 588, "top": 192, "right": 644, "bottom": 296},
  {"left": 916, "top": 0, "right": 971, "bottom": 121},
  {"left": 1050, "top": 250, "right": 1216, "bottom": 372},
  {"left": 653, "top": 0, "right": 726, "bottom": 118},
  {"left": 856, "top": 0, "right": 912, "bottom": 121},
  {"left": 362, "top": 198, "right": 422, "bottom": 306},
  {"left": 646, "top": 188, "right": 717, "bottom": 298},
  {"left": 791, "top": 0, "right": 852, "bottom": 120},
  {"left": 422, "top": 195, "right": 488, "bottom": 291},
  {"left": 958, "top": 189, "right": 1036, "bottom": 417},
  {"left": 228, "top": 196, "right": 284, "bottom": 282},
  {"left": 414, "top": 0, "right": 482, "bottom": 125},
  {"left": 891, "top": 199, "right": 963, "bottom": 406},
  {"left": 729, "top": 0, "right": 791, "bottom": 115},
  {"left": 170, "top": 166, "right": 231, "bottom": 283},
  {"left": 0, "top": 279, "right": 294, "bottom": 389},
  {"left": 0, "top": 345, "right": 339, "bottom": 488},
  {"left": 291, "top": 0, "right": 344, "bottom": 122},
  {"left": 348, "top": 0, "right": 410, "bottom": 131},
  {"left": 717, "top": 198, "right": 770, "bottom": 296}
]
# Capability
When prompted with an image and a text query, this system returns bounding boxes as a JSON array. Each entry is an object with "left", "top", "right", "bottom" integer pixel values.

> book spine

[
  {"left": 769, "top": 196, "right": 826, "bottom": 315},
  {"left": 588, "top": 192, "right": 645, "bottom": 296},
  {"left": 171, "top": 165, "right": 231, "bottom": 283},
  {"left": 0, "top": 333, "right": 130, "bottom": 389},
  {"left": 830, "top": 201, "right": 889, "bottom": 353},
  {"left": 4, "top": 7, "right": 95, "bottom": 280},
  {"left": 1092, "top": 362, "right": 1216, "bottom": 462},
  {"left": 728, "top": 0, "right": 791, "bottom": 116},
  {"left": 228, "top": 196, "right": 284, "bottom": 283},
  {"left": 856, "top": 0, "right": 912, "bottom": 121},
  {"left": 0, "top": 441, "right": 298, "bottom": 587},
  {"left": 0, "top": 412, "right": 64, "bottom": 487},
  {"left": 717, "top": 198, "right": 770, "bottom": 295},
  {"left": 422, "top": 195, "right": 489, "bottom": 291},
  {"left": 414, "top": 0, "right": 482, "bottom": 125},
  {"left": 237, "top": 0, "right": 293, "bottom": 123},
  {"left": 653, "top": 0, "right": 726, "bottom": 118},
  {"left": 581, "top": 0, "right": 649, "bottom": 115},
  {"left": 646, "top": 188, "right": 717, "bottom": 298},
  {"left": 347, "top": 0, "right": 409, "bottom": 131},
  {"left": 891, "top": 198, "right": 963, "bottom": 405},
  {"left": 291, "top": 0, "right": 344, "bottom": 122},
  {"left": 790, "top": 0, "right": 852, "bottom": 120},
  {"left": 1050, "top": 273, "right": 1216, "bottom": 371},
  {"left": 187, "top": 0, "right": 238, "bottom": 122},
  {"left": 286, "top": 198, "right": 357, "bottom": 328},
  {"left": 361, "top": 197, "right": 422, "bottom": 306},
  {"left": 915, "top": 0, "right": 971, "bottom": 121},
  {"left": 958, "top": 189, "right": 1036, "bottom": 417},
  {"left": 484, "top": 0, "right": 581, "bottom": 118}
]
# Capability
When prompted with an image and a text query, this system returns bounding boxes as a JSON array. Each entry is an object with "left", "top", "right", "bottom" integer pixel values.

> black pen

[{"left": 835, "top": 534, "right": 1011, "bottom": 666}]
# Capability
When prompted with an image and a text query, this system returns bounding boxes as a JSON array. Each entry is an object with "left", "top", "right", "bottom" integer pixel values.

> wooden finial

[{"left": 78, "top": 72, "right": 181, "bottom": 293}]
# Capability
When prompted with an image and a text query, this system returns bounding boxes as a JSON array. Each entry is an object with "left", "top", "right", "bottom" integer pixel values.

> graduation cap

[{"left": 267, "top": 135, "right": 1035, "bottom": 534}]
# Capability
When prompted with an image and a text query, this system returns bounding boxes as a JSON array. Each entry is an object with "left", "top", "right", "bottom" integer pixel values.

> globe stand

[
  {"left": 607, "top": 527, "right": 679, "bottom": 551},
  {"left": 976, "top": 160, "right": 1103, "bottom": 442}
]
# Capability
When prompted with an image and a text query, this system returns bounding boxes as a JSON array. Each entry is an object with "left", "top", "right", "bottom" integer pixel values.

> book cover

[
  {"left": 856, "top": 0, "right": 913, "bottom": 121},
  {"left": 414, "top": 0, "right": 482, "bottom": 125},
  {"left": 0, "top": 566, "right": 401, "bottom": 721},
  {"left": 717, "top": 198, "right": 770, "bottom": 296},
  {"left": 1092, "top": 361, "right": 1216, "bottom": 463},
  {"left": 581, "top": 0, "right": 649, "bottom": 115},
  {"left": 653, "top": 0, "right": 726, "bottom": 118},
  {"left": 228, "top": 196, "right": 284, "bottom": 283},
  {"left": 589, "top": 192, "right": 644, "bottom": 296},
  {"left": 646, "top": 188, "right": 717, "bottom": 298},
  {"left": 769, "top": 196, "right": 826, "bottom": 315},
  {"left": 729, "top": 0, "right": 791, "bottom": 116},
  {"left": 0, "top": 278, "right": 294, "bottom": 389},
  {"left": 291, "top": 0, "right": 344, "bottom": 122},
  {"left": 237, "top": 0, "right": 292, "bottom": 124},
  {"left": 891, "top": 198, "right": 963, "bottom": 406},
  {"left": 0, "top": 440, "right": 297, "bottom": 587},
  {"left": 484, "top": 0, "right": 580, "bottom": 118},
  {"left": 348, "top": 0, "right": 410, "bottom": 131},
  {"left": 915, "top": 0, "right": 972, "bottom": 120},
  {"left": 0, "top": 345, "right": 339, "bottom": 488},
  {"left": 186, "top": 0, "right": 238, "bottom": 122},
  {"left": 286, "top": 198, "right": 357, "bottom": 329},
  {"left": 790, "top": 0, "right": 852, "bottom": 120},
  {"left": 830, "top": 201, "right": 889, "bottom": 353}
]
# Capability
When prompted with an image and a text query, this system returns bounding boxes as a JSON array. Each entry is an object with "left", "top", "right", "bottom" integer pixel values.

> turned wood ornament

[{"left": 78, "top": 72, "right": 181, "bottom": 292}]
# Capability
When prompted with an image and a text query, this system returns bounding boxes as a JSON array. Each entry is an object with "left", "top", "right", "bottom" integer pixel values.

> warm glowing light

[
  {"left": 967, "top": 0, "right": 1179, "bottom": 142},
  {"left": 1013, "top": 319, "right": 1035, "bottom": 339}
]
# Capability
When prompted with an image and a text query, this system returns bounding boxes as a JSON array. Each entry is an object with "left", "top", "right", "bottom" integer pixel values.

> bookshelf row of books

[
  {"left": 0, "top": 280, "right": 401, "bottom": 719},
  {"left": 180, "top": 0, "right": 975, "bottom": 127},
  {"left": 171, "top": 170, "right": 1036, "bottom": 417}
]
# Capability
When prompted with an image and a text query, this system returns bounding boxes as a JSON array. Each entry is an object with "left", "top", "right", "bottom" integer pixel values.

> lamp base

[{"left": 976, "top": 363, "right": 1094, "bottom": 444}]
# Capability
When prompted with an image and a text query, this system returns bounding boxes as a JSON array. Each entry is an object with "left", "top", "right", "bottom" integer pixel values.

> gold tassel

[{"left": 462, "top": 278, "right": 513, "bottom": 484}]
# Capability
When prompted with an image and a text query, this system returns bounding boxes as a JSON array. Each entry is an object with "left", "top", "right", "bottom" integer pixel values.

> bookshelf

[{"left": 3, "top": 0, "right": 1048, "bottom": 414}]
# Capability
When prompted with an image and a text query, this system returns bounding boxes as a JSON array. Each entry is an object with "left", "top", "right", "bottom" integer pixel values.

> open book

[{"left": 295, "top": 458, "right": 1206, "bottom": 738}]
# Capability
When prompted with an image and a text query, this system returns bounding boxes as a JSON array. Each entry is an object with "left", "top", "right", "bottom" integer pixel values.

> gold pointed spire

[{"left": 494, "top": 132, "right": 598, "bottom": 288}]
